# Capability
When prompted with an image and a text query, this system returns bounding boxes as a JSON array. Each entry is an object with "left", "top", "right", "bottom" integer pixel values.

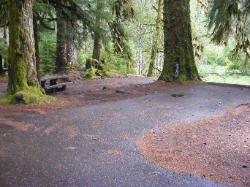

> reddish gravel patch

[
  {"left": 0, "top": 118, "right": 33, "bottom": 132},
  {"left": 139, "top": 104, "right": 250, "bottom": 187}
]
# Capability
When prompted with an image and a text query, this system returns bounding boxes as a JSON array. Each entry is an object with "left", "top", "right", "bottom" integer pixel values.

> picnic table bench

[
  {"left": 3, "top": 68, "right": 8, "bottom": 73},
  {"left": 40, "top": 75, "right": 72, "bottom": 93}
]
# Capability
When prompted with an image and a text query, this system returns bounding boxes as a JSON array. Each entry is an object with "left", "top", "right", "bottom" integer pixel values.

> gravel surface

[
  {"left": 0, "top": 78, "right": 250, "bottom": 187},
  {"left": 139, "top": 105, "right": 250, "bottom": 187}
]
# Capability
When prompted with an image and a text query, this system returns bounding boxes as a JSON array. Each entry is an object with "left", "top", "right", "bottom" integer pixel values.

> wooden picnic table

[
  {"left": 40, "top": 75, "right": 72, "bottom": 93},
  {"left": 3, "top": 68, "right": 8, "bottom": 73}
]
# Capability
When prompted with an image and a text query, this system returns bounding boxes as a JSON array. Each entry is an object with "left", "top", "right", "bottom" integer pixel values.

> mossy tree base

[
  {"left": 159, "top": 0, "right": 200, "bottom": 82},
  {"left": 0, "top": 87, "right": 51, "bottom": 105}
]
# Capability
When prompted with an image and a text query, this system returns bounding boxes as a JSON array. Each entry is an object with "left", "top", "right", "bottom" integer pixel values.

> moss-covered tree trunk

[
  {"left": 147, "top": 0, "right": 163, "bottom": 77},
  {"left": 92, "top": 0, "right": 104, "bottom": 63},
  {"left": 7, "top": 0, "right": 40, "bottom": 93},
  {"left": 159, "top": 0, "right": 200, "bottom": 81},
  {"left": 55, "top": 8, "right": 67, "bottom": 73}
]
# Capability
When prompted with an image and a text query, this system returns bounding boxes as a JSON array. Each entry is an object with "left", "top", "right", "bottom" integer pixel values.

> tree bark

[
  {"left": 92, "top": 0, "right": 104, "bottom": 63},
  {"left": 55, "top": 8, "right": 78, "bottom": 73},
  {"left": 159, "top": 0, "right": 200, "bottom": 81},
  {"left": 0, "top": 55, "right": 3, "bottom": 75},
  {"left": 33, "top": 14, "right": 40, "bottom": 80},
  {"left": 3, "top": 26, "right": 8, "bottom": 69},
  {"left": 66, "top": 18, "right": 78, "bottom": 66},
  {"left": 55, "top": 8, "right": 67, "bottom": 73},
  {"left": 92, "top": 36, "right": 102, "bottom": 63},
  {"left": 7, "top": 0, "right": 40, "bottom": 93},
  {"left": 147, "top": 0, "right": 163, "bottom": 77}
]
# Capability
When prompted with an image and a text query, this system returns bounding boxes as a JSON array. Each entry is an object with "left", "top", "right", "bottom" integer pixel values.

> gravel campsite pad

[
  {"left": 139, "top": 104, "right": 250, "bottom": 187},
  {"left": 0, "top": 77, "right": 250, "bottom": 187}
]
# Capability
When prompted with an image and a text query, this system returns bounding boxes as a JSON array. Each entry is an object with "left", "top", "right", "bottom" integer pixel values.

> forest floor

[
  {"left": 0, "top": 76, "right": 249, "bottom": 187},
  {"left": 0, "top": 76, "right": 197, "bottom": 119}
]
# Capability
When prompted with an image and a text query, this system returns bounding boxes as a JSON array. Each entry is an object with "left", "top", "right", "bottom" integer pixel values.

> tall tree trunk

[
  {"left": 159, "top": 0, "right": 200, "bottom": 81},
  {"left": 92, "top": 0, "right": 104, "bottom": 63},
  {"left": 33, "top": 14, "right": 40, "bottom": 80},
  {"left": 55, "top": 9, "right": 67, "bottom": 73},
  {"left": 147, "top": 0, "right": 163, "bottom": 77},
  {"left": 92, "top": 36, "right": 102, "bottom": 63},
  {"left": 66, "top": 18, "right": 78, "bottom": 66},
  {"left": 7, "top": 0, "right": 40, "bottom": 93},
  {"left": 3, "top": 26, "right": 8, "bottom": 69},
  {"left": 0, "top": 55, "right": 3, "bottom": 75}
]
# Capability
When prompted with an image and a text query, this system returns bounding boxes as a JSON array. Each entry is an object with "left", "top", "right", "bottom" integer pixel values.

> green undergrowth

[
  {"left": 198, "top": 64, "right": 250, "bottom": 85},
  {"left": 0, "top": 87, "right": 54, "bottom": 105},
  {"left": 84, "top": 68, "right": 98, "bottom": 80}
]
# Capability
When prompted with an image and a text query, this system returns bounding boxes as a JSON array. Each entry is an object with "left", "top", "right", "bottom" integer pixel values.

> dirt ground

[
  {"left": 139, "top": 104, "right": 250, "bottom": 187},
  {"left": 0, "top": 76, "right": 198, "bottom": 119}
]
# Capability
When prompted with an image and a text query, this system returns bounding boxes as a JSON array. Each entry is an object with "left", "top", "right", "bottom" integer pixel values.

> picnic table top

[{"left": 40, "top": 75, "right": 70, "bottom": 82}]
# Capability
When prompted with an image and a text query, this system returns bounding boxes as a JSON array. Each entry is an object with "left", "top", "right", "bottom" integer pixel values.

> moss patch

[
  {"left": 96, "top": 69, "right": 118, "bottom": 78},
  {"left": 0, "top": 87, "right": 53, "bottom": 105},
  {"left": 84, "top": 68, "right": 100, "bottom": 80},
  {"left": 84, "top": 65, "right": 120, "bottom": 80}
]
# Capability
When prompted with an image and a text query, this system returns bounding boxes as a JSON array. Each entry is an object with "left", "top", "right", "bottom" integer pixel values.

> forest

[
  {"left": 0, "top": 0, "right": 249, "bottom": 187},
  {"left": 0, "top": 0, "right": 249, "bottom": 103}
]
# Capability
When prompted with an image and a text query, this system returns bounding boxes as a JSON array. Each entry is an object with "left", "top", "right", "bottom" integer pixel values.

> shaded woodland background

[
  {"left": 0, "top": 0, "right": 249, "bottom": 83},
  {"left": 0, "top": 0, "right": 249, "bottom": 104}
]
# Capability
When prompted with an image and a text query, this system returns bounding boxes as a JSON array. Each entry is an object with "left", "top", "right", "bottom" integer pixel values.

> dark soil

[{"left": 139, "top": 104, "right": 250, "bottom": 187}]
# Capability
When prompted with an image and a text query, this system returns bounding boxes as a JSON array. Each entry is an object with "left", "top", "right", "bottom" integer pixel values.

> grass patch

[{"left": 198, "top": 64, "right": 250, "bottom": 85}]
